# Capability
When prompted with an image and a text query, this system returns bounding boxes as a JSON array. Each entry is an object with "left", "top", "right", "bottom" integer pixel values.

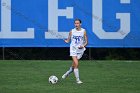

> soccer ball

[{"left": 49, "top": 75, "right": 58, "bottom": 84}]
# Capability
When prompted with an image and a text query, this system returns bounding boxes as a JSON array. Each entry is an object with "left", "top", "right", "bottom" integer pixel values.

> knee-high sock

[
  {"left": 74, "top": 68, "right": 80, "bottom": 81},
  {"left": 65, "top": 67, "right": 74, "bottom": 76}
]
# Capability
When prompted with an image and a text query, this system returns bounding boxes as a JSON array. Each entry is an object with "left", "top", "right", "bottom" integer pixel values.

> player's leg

[
  {"left": 62, "top": 65, "right": 74, "bottom": 79},
  {"left": 77, "top": 52, "right": 84, "bottom": 60},
  {"left": 62, "top": 52, "right": 76, "bottom": 79},
  {"left": 72, "top": 56, "right": 83, "bottom": 84}
]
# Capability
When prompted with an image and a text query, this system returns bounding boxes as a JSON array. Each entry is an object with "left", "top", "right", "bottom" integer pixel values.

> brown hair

[{"left": 74, "top": 19, "right": 82, "bottom": 23}]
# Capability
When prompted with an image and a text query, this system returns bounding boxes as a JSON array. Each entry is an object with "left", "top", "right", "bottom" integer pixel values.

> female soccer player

[{"left": 62, "top": 19, "right": 88, "bottom": 84}]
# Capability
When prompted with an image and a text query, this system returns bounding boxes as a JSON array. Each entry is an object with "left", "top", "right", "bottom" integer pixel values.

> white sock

[
  {"left": 65, "top": 67, "right": 74, "bottom": 76},
  {"left": 74, "top": 68, "right": 80, "bottom": 81}
]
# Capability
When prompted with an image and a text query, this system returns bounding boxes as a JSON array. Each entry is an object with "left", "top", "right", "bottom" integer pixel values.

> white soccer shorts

[{"left": 70, "top": 46, "right": 86, "bottom": 59}]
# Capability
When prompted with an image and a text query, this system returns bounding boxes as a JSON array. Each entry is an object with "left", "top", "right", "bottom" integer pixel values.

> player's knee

[
  {"left": 74, "top": 66, "right": 78, "bottom": 69},
  {"left": 74, "top": 63, "right": 78, "bottom": 68}
]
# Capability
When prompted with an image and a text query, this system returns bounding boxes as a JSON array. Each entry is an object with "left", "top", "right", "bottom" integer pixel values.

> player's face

[{"left": 74, "top": 21, "right": 81, "bottom": 29}]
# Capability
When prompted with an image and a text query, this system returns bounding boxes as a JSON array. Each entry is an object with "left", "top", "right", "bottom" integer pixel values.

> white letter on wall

[
  {"left": 0, "top": 0, "right": 34, "bottom": 39},
  {"left": 92, "top": 0, "right": 130, "bottom": 39},
  {"left": 45, "top": 0, "right": 73, "bottom": 39}
]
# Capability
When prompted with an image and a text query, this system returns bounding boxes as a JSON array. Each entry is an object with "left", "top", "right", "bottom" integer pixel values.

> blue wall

[{"left": 0, "top": 0, "right": 139, "bottom": 47}]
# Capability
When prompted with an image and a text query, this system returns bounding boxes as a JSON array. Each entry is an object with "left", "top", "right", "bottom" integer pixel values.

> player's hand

[
  {"left": 64, "top": 39, "right": 69, "bottom": 43},
  {"left": 78, "top": 46, "right": 84, "bottom": 49}
]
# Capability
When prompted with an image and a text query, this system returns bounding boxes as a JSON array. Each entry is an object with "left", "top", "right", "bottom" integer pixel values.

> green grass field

[{"left": 0, "top": 60, "right": 140, "bottom": 93}]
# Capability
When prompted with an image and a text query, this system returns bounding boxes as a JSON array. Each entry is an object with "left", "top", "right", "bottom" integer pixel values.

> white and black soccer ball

[{"left": 49, "top": 75, "right": 58, "bottom": 84}]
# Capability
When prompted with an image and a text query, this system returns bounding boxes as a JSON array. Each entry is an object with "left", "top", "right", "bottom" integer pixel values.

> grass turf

[{"left": 0, "top": 60, "right": 140, "bottom": 93}]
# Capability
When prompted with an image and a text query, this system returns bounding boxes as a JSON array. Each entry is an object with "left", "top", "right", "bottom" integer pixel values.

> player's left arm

[
  {"left": 78, "top": 30, "right": 88, "bottom": 49},
  {"left": 83, "top": 30, "right": 88, "bottom": 47}
]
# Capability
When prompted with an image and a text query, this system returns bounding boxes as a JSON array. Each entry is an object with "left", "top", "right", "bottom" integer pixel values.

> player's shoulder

[
  {"left": 81, "top": 28, "right": 87, "bottom": 35},
  {"left": 81, "top": 28, "right": 85, "bottom": 30},
  {"left": 71, "top": 28, "right": 76, "bottom": 31},
  {"left": 71, "top": 28, "right": 76, "bottom": 33},
  {"left": 81, "top": 28, "right": 86, "bottom": 33}
]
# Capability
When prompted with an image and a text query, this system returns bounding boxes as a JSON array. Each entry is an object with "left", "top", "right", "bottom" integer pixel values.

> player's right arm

[{"left": 64, "top": 31, "right": 72, "bottom": 43}]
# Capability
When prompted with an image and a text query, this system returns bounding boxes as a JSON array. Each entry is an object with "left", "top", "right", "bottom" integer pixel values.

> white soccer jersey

[
  {"left": 70, "top": 28, "right": 86, "bottom": 54},
  {"left": 70, "top": 28, "right": 85, "bottom": 47}
]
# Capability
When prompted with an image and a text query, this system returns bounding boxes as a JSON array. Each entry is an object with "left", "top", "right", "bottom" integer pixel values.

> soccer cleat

[
  {"left": 76, "top": 80, "right": 83, "bottom": 84},
  {"left": 62, "top": 74, "right": 67, "bottom": 79}
]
